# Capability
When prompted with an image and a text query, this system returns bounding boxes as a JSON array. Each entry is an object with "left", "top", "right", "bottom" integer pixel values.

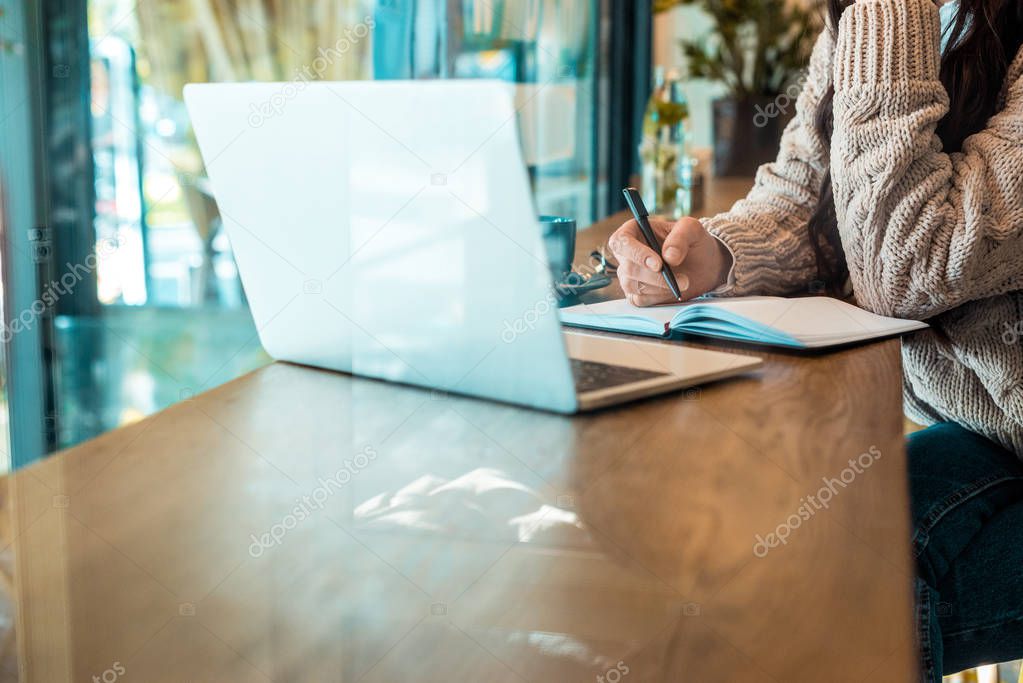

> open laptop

[{"left": 184, "top": 80, "right": 761, "bottom": 412}]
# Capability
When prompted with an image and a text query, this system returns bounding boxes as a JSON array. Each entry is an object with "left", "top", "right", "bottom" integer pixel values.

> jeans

[{"left": 909, "top": 423, "right": 1023, "bottom": 682}]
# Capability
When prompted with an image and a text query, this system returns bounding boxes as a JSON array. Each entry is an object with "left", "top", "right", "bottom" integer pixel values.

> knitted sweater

[{"left": 703, "top": 0, "right": 1023, "bottom": 455}]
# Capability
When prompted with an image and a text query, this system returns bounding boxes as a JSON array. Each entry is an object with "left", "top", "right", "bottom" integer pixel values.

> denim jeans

[{"left": 909, "top": 423, "right": 1023, "bottom": 682}]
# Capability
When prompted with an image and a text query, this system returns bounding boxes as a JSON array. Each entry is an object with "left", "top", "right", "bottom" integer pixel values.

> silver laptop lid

[{"left": 184, "top": 80, "right": 578, "bottom": 412}]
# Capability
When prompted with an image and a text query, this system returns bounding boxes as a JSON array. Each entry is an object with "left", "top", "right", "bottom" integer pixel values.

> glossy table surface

[{"left": 0, "top": 179, "right": 917, "bottom": 682}]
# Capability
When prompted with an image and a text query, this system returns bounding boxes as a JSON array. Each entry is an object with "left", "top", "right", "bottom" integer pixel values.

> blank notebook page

[
  {"left": 690, "top": 297, "right": 920, "bottom": 344},
  {"left": 562, "top": 296, "right": 927, "bottom": 347}
]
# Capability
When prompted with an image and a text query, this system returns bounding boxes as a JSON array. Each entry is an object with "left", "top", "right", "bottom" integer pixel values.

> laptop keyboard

[{"left": 570, "top": 358, "right": 670, "bottom": 393}]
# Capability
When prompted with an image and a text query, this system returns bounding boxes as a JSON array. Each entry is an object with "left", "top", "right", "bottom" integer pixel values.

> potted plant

[{"left": 657, "top": 0, "right": 820, "bottom": 176}]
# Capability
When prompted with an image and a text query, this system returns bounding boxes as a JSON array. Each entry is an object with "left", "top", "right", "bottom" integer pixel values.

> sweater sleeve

[
  {"left": 702, "top": 29, "right": 835, "bottom": 296},
  {"left": 831, "top": 0, "right": 1023, "bottom": 319}
]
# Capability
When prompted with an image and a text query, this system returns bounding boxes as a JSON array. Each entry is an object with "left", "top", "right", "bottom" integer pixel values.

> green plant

[
  {"left": 654, "top": 0, "right": 686, "bottom": 11},
  {"left": 661, "top": 0, "right": 821, "bottom": 98}
]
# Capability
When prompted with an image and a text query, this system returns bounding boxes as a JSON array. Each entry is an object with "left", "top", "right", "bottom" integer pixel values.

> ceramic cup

[{"left": 539, "top": 215, "right": 577, "bottom": 282}]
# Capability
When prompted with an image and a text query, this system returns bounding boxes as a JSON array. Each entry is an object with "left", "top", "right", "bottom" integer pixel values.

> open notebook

[{"left": 560, "top": 296, "right": 928, "bottom": 349}]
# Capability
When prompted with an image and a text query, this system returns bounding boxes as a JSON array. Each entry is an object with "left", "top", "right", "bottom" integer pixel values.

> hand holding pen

[{"left": 609, "top": 188, "right": 734, "bottom": 307}]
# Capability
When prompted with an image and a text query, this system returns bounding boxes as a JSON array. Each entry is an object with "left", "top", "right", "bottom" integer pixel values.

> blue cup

[{"left": 539, "top": 215, "right": 576, "bottom": 282}]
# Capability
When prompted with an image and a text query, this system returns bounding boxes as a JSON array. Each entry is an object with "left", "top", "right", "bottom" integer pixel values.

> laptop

[{"left": 184, "top": 80, "right": 761, "bottom": 412}]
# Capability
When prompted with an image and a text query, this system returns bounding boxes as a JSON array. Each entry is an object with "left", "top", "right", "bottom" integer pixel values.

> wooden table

[{"left": 0, "top": 178, "right": 918, "bottom": 682}]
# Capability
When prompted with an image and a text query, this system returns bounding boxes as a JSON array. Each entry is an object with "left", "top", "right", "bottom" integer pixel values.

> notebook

[{"left": 560, "top": 296, "right": 928, "bottom": 349}]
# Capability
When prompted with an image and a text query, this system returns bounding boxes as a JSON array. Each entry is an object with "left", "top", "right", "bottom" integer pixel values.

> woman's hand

[{"left": 609, "top": 216, "right": 733, "bottom": 307}]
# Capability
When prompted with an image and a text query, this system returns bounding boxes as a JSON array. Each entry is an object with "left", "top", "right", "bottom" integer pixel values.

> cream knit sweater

[{"left": 703, "top": 0, "right": 1023, "bottom": 455}]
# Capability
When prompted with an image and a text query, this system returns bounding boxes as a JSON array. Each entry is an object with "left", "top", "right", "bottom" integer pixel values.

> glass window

[{"left": 43, "top": 0, "right": 606, "bottom": 450}]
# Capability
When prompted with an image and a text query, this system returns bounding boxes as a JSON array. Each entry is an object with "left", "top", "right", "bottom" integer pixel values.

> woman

[{"left": 609, "top": 0, "right": 1023, "bottom": 679}]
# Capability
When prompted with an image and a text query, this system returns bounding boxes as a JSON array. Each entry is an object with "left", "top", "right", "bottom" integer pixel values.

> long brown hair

[{"left": 807, "top": 0, "right": 1023, "bottom": 292}]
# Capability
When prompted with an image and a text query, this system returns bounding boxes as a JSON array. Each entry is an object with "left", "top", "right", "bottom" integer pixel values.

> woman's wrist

[
  {"left": 707, "top": 235, "right": 736, "bottom": 294},
  {"left": 716, "top": 239, "right": 734, "bottom": 288}
]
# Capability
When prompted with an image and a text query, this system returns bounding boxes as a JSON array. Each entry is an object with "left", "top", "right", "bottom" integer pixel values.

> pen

[{"left": 621, "top": 187, "right": 683, "bottom": 301}]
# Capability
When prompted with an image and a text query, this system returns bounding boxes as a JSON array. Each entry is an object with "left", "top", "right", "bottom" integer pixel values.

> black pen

[{"left": 621, "top": 187, "right": 683, "bottom": 301}]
